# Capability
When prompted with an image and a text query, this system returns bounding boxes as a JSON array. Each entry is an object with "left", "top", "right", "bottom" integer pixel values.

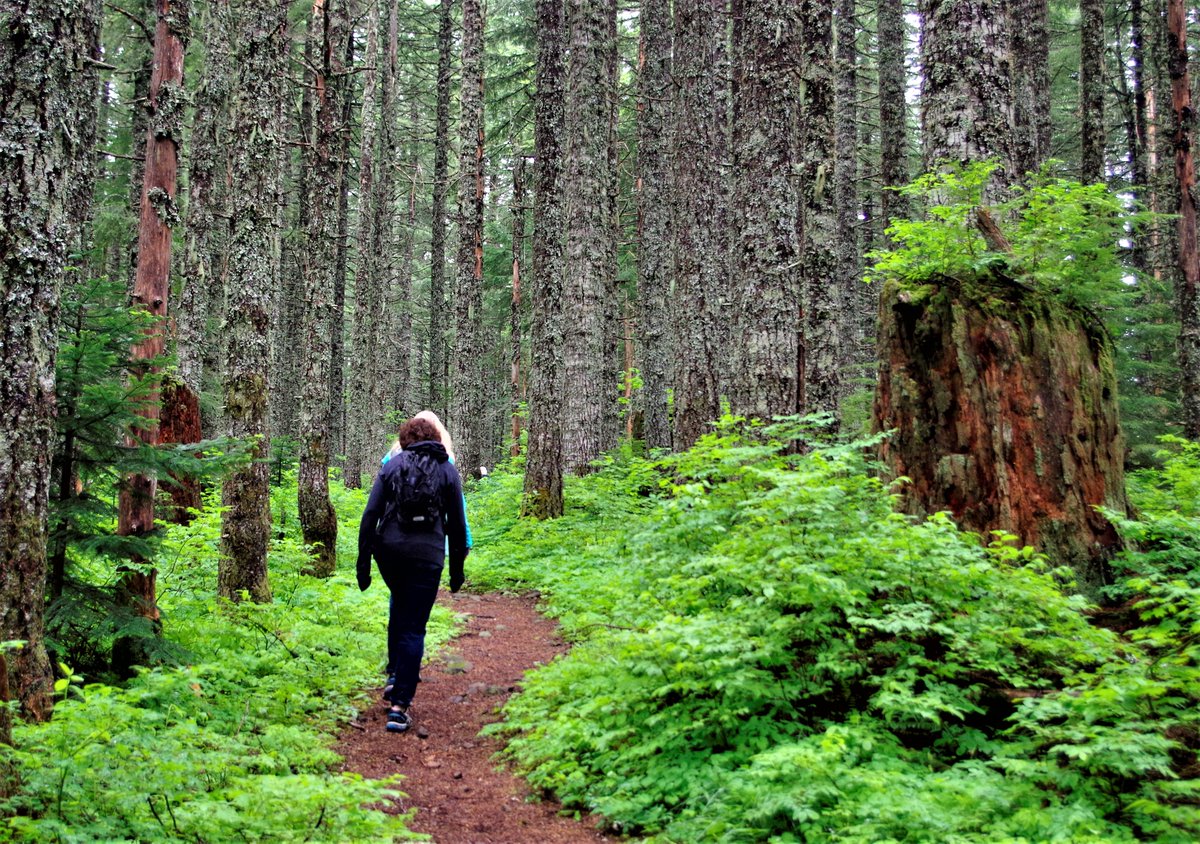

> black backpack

[{"left": 381, "top": 451, "right": 442, "bottom": 529}]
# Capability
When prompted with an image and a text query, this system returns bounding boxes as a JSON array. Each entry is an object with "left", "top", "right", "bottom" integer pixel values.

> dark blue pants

[{"left": 376, "top": 550, "right": 443, "bottom": 707}]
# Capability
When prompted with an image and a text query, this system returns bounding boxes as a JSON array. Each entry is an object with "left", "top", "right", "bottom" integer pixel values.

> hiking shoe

[
  {"left": 381, "top": 676, "right": 395, "bottom": 700},
  {"left": 385, "top": 705, "right": 411, "bottom": 733}
]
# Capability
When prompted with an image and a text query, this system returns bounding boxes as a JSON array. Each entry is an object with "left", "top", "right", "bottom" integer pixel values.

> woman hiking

[{"left": 357, "top": 415, "right": 469, "bottom": 733}]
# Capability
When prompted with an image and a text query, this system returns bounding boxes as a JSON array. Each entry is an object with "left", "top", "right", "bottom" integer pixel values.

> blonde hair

[{"left": 412, "top": 409, "right": 457, "bottom": 463}]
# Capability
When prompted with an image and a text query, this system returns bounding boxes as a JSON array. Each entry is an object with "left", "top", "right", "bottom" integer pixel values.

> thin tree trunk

[
  {"left": 220, "top": 0, "right": 286, "bottom": 604},
  {"left": 834, "top": 0, "right": 861, "bottom": 399},
  {"left": 113, "top": 0, "right": 189, "bottom": 674},
  {"left": 1168, "top": 0, "right": 1200, "bottom": 438},
  {"left": 523, "top": 0, "right": 566, "bottom": 517},
  {"left": 1080, "top": 0, "right": 1105, "bottom": 183},
  {"left": 878, "top": 0, "right": 909, "bottom": 227},
  {"left": 347, "top": 0, "right": 384, "bottom": 488},
  {"left": 174, "top": 0, "right": 231, "bottom": 514},
  {"left": 374, "top": 0, "right": 401, "bottom": 430},
  {"left": 673, "top": 0, "right": 724, "bottom": 448},
  {"left": 730, "top": 0, "right": 803, "bottom": 419},
  {"left": 510, "top": 153, "right": 527, "bottom": 457},
  {"left": 800, "top": 0, "right": 840, "bottom": 421},
  {"left": 298, "top": 0, "right": 346, "bottom": 575},
  {"left": 429, "top": 0, "right": 455, "bottom": 415},
  {"left": 330, "top": 27, "right": 355, "bottom": 466},
  {"left": 636, "top": 0, "right": 673, "bottom": 452},
  {"left": 453, "top": 0, "right": 487, "bottom": 475},
  {"left": 395, "top": 91, "right": 420, "bottom": 415}
]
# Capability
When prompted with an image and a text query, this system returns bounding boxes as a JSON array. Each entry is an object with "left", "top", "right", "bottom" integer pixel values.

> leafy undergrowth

[
  {"left": 468, "top": 417, "right": 1200, "bottom": 842},
  {"left": 1, "top": 476, "right": 455, "bottom": 843}
]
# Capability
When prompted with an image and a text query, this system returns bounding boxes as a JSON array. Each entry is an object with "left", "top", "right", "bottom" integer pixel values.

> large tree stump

[{"left": 873, "top": 273, "right": 1130, "bottom": 594}]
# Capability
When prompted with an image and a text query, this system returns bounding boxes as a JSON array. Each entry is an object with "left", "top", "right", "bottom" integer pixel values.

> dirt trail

[{"left": 337, "top": 592, "right": 614, "bottom": 844}]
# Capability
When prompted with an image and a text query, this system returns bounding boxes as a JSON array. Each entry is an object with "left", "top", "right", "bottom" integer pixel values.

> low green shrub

[
  {"left": 1, "top": 477, "right": 453, "bottom": 842},
  {"left": 467, "top": 417, "right": 1200, "bottom": 842}
]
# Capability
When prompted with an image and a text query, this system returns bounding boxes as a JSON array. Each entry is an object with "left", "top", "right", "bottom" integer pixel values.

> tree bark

[
  {"left": 346, "top": 1, "right": 382, "bottom": 488},
  {"left": 673, "top": 0, "right": 724, "bottom": 448},
  {"left": 0, "top": 0, "right": 100, "bottom": 734},
  {"left": 510, "top": 152, "right": 528, "bottom": 457},
  {"left": 800, "top": 0, "right": 840, "bottom": 421},
  {"left": 329, "top": 27, "right": 355, "bottom": 466},
  {"left": 1007, "top": 0, "right": 1050, "bottom": 179},
  {"left": 429, "top": 0, "right": 455, "bottom": 415},
  {"left": 730, "top": 0, "right": 803, "bottom": 420},
  {"left": 452, "top": 0, "right": 487, "bottom": 476},
  {"left": 637, "top": 0, "right": 673, "bottom": 452},
  {"left": 173, "top": 0, "right": 231, "bottom": 518},
  {"left": 1080, "top": 0, "right": 1106, "bottom": 183},
  {"left": 878, "top": 0, "right": 910, "bottom": 227},
  {"left": 298, "top": 0, "right": 347, "bottom": 575},
  {"left": 113, "top": 0, "right": 189, "bottom": 674},
  {"left": 394, "top": 91, "right": 420, "bottom": 415},
  {"left": 834, "top": 0, "right": 862, "bottom": 397},
  {"left": 562, "top": 0, "right": 618, "bottom": 472},
  {"left": 1168, "top": 0, "right": 1200, "bottom": 438},
  {"left": 373, "top": 0, "right": 401, "bottom": 430},
  {"left": 874, "top": 274, "right": 1130, "bottom": 594},
  {"left": 523, "top": 0, "right": 567, "bottom": 518},
  {"left": 220, "top": 0, "right": 285, "bottom": 604},
  {"left": 919, "top": 0, "right": 1015, "bottom": 192}
]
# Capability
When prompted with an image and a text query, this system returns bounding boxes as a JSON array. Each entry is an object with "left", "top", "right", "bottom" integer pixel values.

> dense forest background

[{"left": 4, "top": 0, "right": 1200, "bottom": 838}]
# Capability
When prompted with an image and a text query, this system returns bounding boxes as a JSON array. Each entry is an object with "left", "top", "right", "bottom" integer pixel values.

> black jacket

[{"left": 356, "top": 440, "right": 468, "bottom": 581}]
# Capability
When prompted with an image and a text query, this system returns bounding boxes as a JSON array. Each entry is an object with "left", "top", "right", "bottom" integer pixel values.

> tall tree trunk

[
  {"left": 0, "top": 0, "right": 100, "bottom": 734},
  {"left": 1080, "top": 0, "right": 1106, "bottom": 183},
  {"left": 174, "top": 0, "right": 231, "bottom": 517},
  {"left": 523, "top": 0, "right": 567, "bottom": 517},
  {"left": 730, "top": 0, "right": 803, "bottom": 419},
  {"left": 272, "top": 18, "right": 310, "bottom": 447},
  {"left": 330, "top": 27, "right": 355, "bottom": 466},
  {"left": 347, "top": 0, "right": 382, "bottom": 488},
  {"left": 874, "top": 275, "right": 1130, "bottom": 594},
  {"left": 429, "top": 0, "right": 455, "bottom": 415},
  {"left": 220, "top": 0, "right": 285, "bottom": 604},
  {"left": 374, "top": 0, "right": 401, "bottom": 429},
  {"left": 562, "top": 0, "right": 618, "bottom": 472},
  {"left": 113, "top": 0, "right": 189, "bottom": 675},
  {"left": 636, "top": 0, "right": 673, "bottom": 452},
  {"left": 919, "top": 0, "right": 1014, "bottom": 191},
  {"left": 395, "top": 91, "right": 420, "bottom": 415},
  {"left": 834, "top": 0, "right": 861, "bottom": 397},
  {"left": 878, "top": 0, "right": 910, "bottom": 227},
  {"left": 673, "top": 0, "right": 724, "bottom": 448},
  {"left": 510, "top": 152, "right": 528, "bottom": 457},
  {"left": 1007, "top": 0, "right": 1050, "bottom": 179},
  {"left": 453, "top": 0, "right": 487, "bottom": 475},
  {"left": 126, "top": 0, "right": 154, "bottom": 292},
  {"left": 800, "top": 0, "right": 840, "bottom": 421},
  {"left": 1168, "top": 0, "right": 1200, "bottom": 438},
  {"left": 298, "top": 0, "right": 347, "bottom": 575}
]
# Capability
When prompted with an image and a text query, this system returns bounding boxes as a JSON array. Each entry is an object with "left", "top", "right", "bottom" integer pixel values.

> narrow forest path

[{"left": 337, "top": 592, "right": 615, "bottom": 844}]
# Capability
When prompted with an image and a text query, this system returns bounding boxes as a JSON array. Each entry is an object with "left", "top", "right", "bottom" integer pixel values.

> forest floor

[{"left": 337, "top": 591, "right": 615, "bottom": 844}]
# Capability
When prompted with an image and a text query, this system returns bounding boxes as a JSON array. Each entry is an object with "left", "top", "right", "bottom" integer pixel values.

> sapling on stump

[{"left": 873, "top": 271, "right": 1130, "bottom": 594}]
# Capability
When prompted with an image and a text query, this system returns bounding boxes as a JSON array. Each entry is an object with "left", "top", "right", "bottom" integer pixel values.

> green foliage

[
  {"left": 1, "top": 477, "right": 453, "bottom": 842},
  {"left": 48, "top": 273, "right": 249, "bottom": 674},
  {"left": 465, "top": 417, "right": 1200, "bottom": 841},
  {"left": 869, "top": 161, "right": 1178, "bottom": 466}
]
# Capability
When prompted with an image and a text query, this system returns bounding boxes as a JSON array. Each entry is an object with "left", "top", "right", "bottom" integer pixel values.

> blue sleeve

[{"left": 462, "top": 493, "right": 473, "bottom": 549}]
